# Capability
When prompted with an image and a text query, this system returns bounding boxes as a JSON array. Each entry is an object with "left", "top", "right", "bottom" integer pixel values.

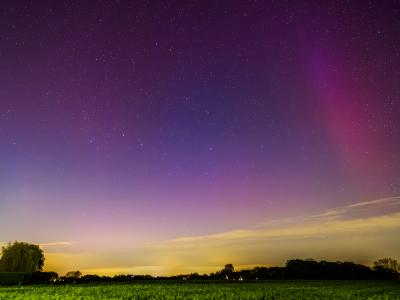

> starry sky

[{"left": 1, "top": 1, "right": 400, "bottom": 275}]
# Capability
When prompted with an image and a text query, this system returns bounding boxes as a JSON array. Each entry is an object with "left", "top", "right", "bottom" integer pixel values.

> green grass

[{"left": 0, "top": 281, "right": 399, "bottom": 299}]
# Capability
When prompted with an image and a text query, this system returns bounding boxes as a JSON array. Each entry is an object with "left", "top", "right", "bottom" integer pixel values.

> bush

[
  {"left": 28, "top": 272, "right": 58, "bottom": 284},
  {"left": 0, "top": 272, "right": 26, "bottom": 285}
]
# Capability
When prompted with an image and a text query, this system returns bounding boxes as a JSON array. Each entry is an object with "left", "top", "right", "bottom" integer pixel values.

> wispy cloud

[
  {"left": 161, "top": 196, "right": 400, "bottom": 246},
  {"left": 259, "top": 196, "right": 400, "bottom": 226},
  {"left": 161, "top": 213, "right": 400, "bottom": 247},
  {"left": 348, "top": 196, "right": 400, "bottom": 208},
  {"left": 39, "top": 241, "right": 73, "bottom": 247},
  {"left": 310, "top": 196, "right": 400, "bottom": 220},
  {"left": 0, "top": 241, "right": 73, "bottom": 248}
]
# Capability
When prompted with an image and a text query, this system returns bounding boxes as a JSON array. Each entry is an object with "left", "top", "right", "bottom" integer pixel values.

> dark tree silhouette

[
  {"left": 219, "top": 264, "right": 235, "bottom": 279},
  {"left": 29, "top": 271, "right": 58, "bottom": 284},
  {"left": 223, "top": 264, "right": 234, "bottom": 273},
  {"left": 65, "top": 270, "right": 82, "bottom": 279},
  {"left": 0, "top": 241, "right": 44, "bottom": 272},
  {"left": 374, "top": 258, "right": 399, "bottom": 274},
  {"left": 61, "top": 270, "right": 82, "bottom": 284},
  {"left": 284, "top": 259, "right": 381, "bottom": 279}
]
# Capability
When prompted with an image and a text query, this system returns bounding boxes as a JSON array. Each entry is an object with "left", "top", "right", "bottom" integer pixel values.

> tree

[
  {"left": 65, "top": 270, "right": 82, "bottom": 279},
  {"left": 220, "top": 264, "right": 235, "bottom": 279},
  {"left": 373, "top": 258, "right": 399, "bottom": 273},
  {"left": 222, "top": 264, "right": 234, "bottom": 273},
  {"left": 0, "top": 241, "right": 44, "bottom": 273}
]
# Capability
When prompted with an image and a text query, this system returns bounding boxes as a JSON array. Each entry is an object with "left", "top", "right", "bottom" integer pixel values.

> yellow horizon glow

[{"left": 40, "top": 197, "right": 400, "bottom": 276}]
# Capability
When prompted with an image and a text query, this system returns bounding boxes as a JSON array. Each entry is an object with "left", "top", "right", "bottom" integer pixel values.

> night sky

[{"left": 1, "top": 1, "right": 400, "bottom": 275}]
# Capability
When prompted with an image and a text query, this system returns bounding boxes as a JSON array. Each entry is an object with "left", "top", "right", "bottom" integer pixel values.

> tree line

[{"left": 0, "top": 242, "right": 399, "bottom": 285}]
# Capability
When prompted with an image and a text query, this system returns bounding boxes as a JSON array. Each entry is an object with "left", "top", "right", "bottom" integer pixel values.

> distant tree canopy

[
  {"left": 217, "top": 264, "right": 235, "bottom": 279},
  {"left": 0, "top": 242, "right": 44, "bottom": 273},
  {"left": 374, "top": 258, "right": 399, "bottom": 274},
  {"left": 284, "top": 258, "right": 399, "bottom": 280},
  {"left": 65, "top": 270, "right": 82, "bottom": 279},
  {"left": 222, "top": 264, "right": 234, "bottom": 273}
]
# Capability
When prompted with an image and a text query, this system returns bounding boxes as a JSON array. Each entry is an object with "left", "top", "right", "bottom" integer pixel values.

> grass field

[{"left": 0, "top": 281, "right": 399, "bottom": 299}]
